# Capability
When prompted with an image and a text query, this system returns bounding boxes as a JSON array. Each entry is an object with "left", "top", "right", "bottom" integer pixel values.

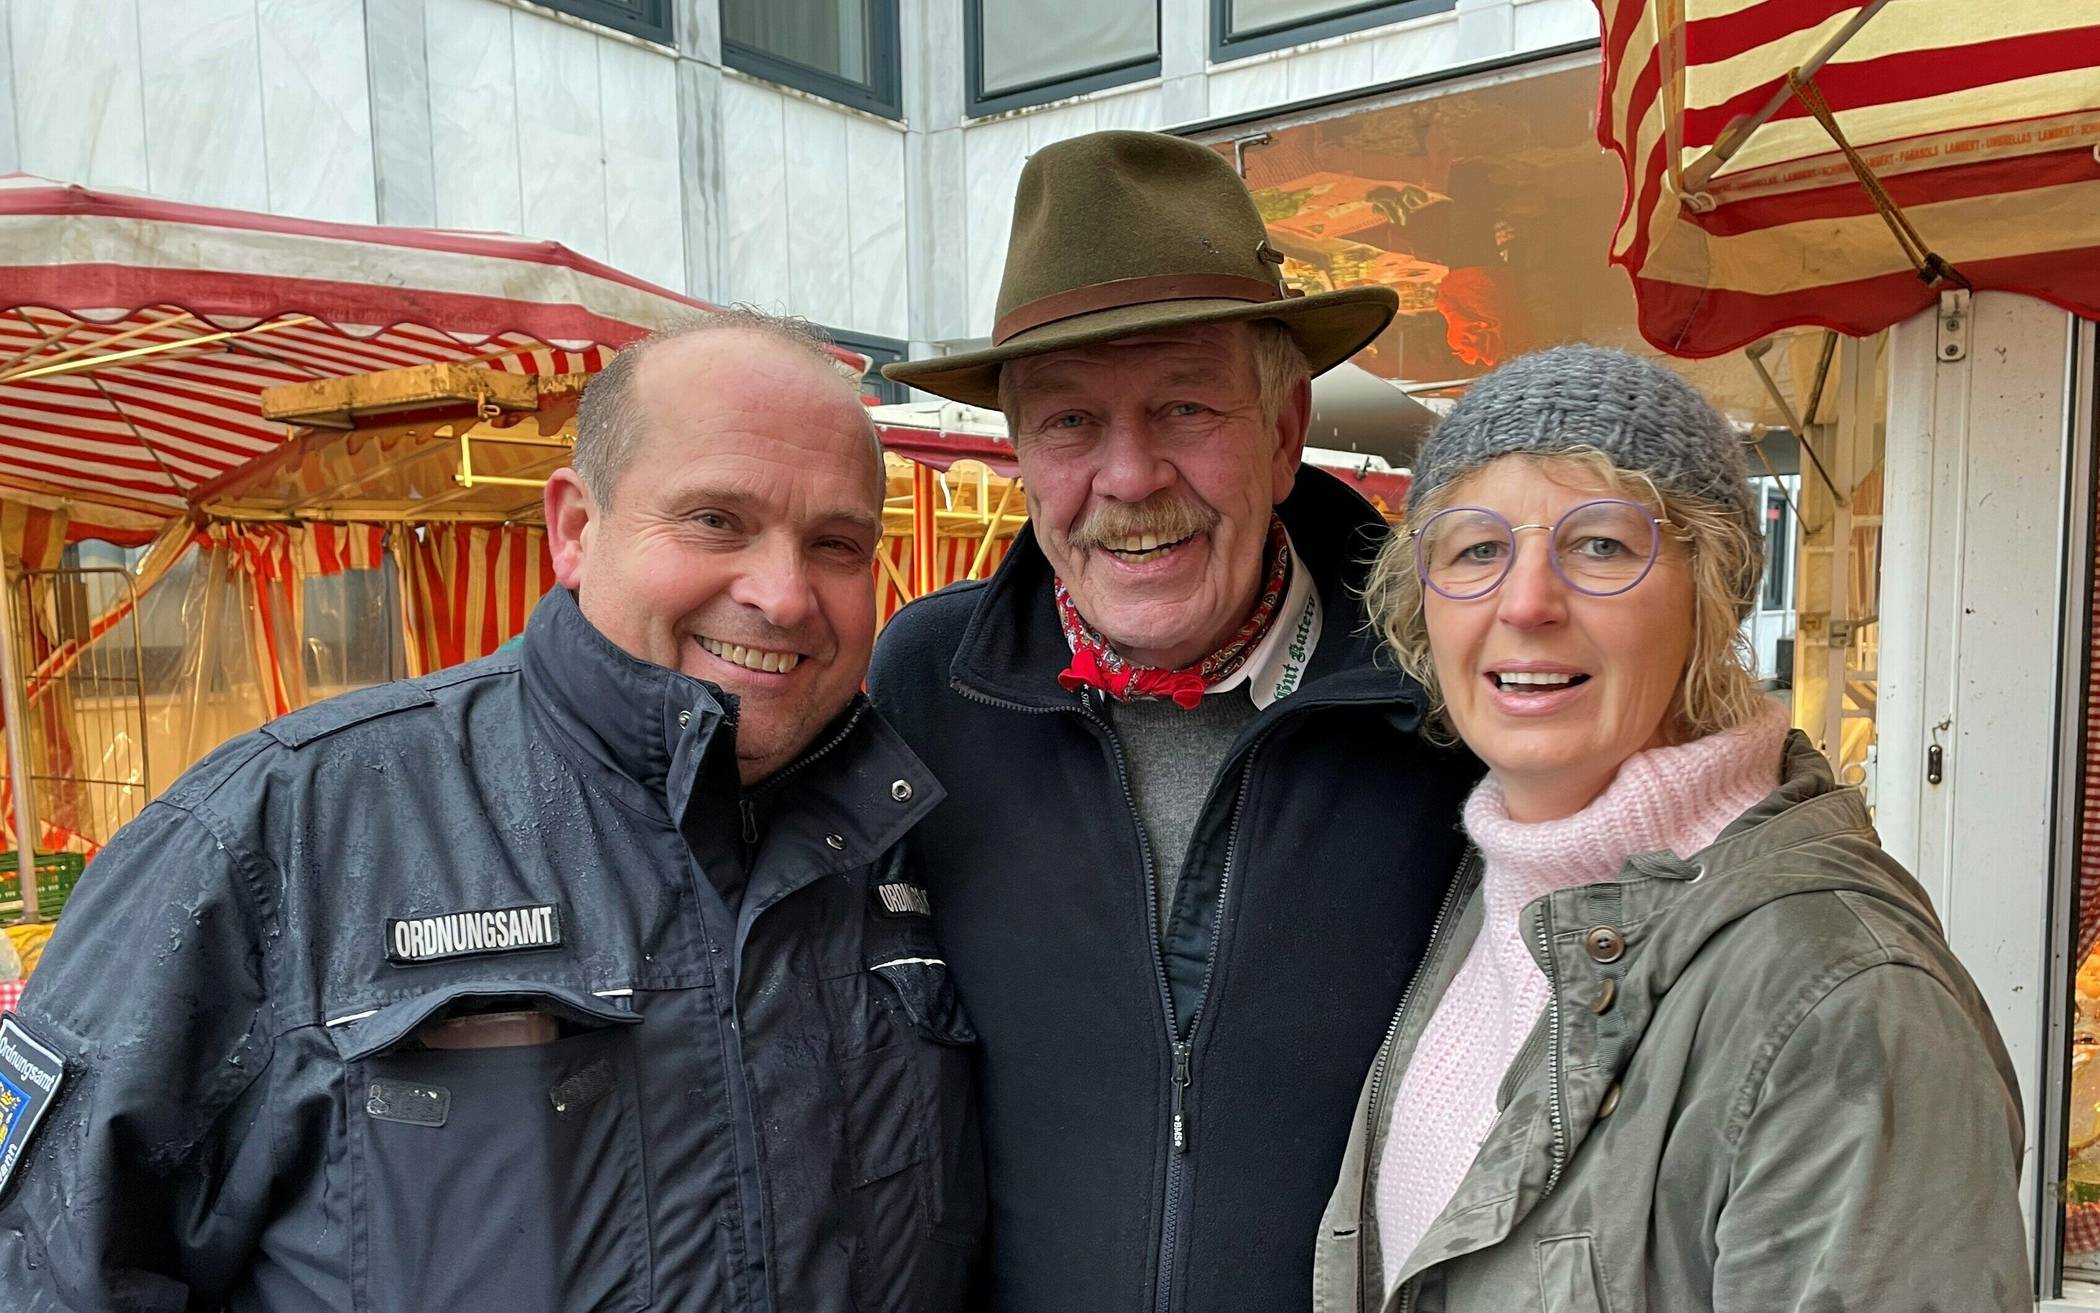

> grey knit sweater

[{"left": 1109, "top": 692, "right": 1261, "bottom": 933}]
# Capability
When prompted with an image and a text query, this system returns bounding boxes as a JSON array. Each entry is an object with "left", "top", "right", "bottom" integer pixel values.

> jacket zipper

[
  {"left": 1070, "top": 689, "right": 1190, "bottom": 1313},
  {"left": 1169, "top": 724, "right": 1278, "bottom": 1139},
  {"left": 735, "top": 699, "right": 868, "bottom": 849},
  {"left": 694, "top": 699, "right": 870, "bottom": 1300},
  {"left": 1171, "top": 1039, "right": 1192, "bottom": 1151},
  {"left": 1148, "top": 725, "right": 1278, "bottom": 1311},
  {"left": 746, "top": 698, "right": 869, "bottom": 797},
  {"left": 1533, "top": 901, "right": 1569, "bottom": 1197},
  {"left": 1391, "top": 893, "right": 1563, "bottom": 1313},
  {"left": 1360, "top": 848, "right": 1479, "bottom": 1313},
  {"left": 956, "top": 679, "right": 1264, "bottom": 1313},
  {"left": 1363, "top": 850, "right": 1479, "bottom": 1133}
]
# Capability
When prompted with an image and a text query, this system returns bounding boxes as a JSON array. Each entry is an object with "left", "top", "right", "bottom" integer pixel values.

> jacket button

[
  {"left": 677, "top": 710, "right": 691, "bottom": 728},
  {"left": 825, "top": 833, "right": 846, "bottom": 850},
  {"left": 890, "top": 779, "right": 913, "bottom": 802},
  {"left": 1589, "top": 977, "right": 1617, "bottom": 1015},
  {"left": 1597, "top": 1082, "right": 1623, "bottom": 1118},
  {"left": 1584, "top": 926, "right": 1625, "bottom": 963}
]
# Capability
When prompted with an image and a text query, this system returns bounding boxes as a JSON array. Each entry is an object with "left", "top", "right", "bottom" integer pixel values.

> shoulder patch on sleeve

[
  {"left": 0, "top": 1015, "right": 65, "bottom": 1196},
  {"left": 259, "top": 681, "right": 437, "bottom": 749}
]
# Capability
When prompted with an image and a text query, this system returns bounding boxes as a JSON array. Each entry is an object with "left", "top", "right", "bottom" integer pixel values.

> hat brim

[{"left": 883, "top": 285, "right": 1400, "bottom": 409}]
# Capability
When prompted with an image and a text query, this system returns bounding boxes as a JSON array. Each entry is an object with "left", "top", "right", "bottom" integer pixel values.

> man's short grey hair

[
  {"left": 572, "top": 306, "right": 886, "bottom": 505},
  {"left": 1248, "top": 319, "right": 1311, "bottom": 429},
  {"left": 996, "top": 317, "right": 1310, "bottom": 435}
]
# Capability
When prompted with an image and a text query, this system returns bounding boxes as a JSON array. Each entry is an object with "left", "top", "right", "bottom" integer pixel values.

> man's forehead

[
  {"left": 639, "top": 327, "right": 835, "bottom": 399},
  {"left": 616, "top": 385, "right": 880, "bottom": 513},
  {"left": 632, "top": 333, "right": 869, "bottom": 445}
]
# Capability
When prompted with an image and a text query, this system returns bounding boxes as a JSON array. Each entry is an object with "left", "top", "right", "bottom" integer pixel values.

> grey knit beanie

[{"left": 1407, "top": 345, "right": 1762, "bottom": 606}]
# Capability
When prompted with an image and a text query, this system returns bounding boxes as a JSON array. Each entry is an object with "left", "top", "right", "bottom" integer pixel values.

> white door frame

[{"left": 1879, "top": 293, "right": 2082, "bottom": 1284}]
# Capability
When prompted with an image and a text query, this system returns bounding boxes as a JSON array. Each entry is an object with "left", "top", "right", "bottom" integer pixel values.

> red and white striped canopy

[
  {"left": 0, "top": 175, "right": 852, "bottom": 534},
  {"left": 1597, "top": 0, "right": 2100, "bottom": 357}
]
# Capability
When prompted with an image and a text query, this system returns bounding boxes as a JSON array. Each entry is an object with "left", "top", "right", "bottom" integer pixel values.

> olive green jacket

[{"left": 1315, "top": 733, "right": 2030, "bottom": 1313}]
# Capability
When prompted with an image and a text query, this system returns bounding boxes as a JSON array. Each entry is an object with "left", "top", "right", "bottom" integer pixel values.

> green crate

[{"left": 0, "top": 851, "right": 83, "bottom": 921}]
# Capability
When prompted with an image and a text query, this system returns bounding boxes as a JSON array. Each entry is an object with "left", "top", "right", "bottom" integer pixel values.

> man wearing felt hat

[{"left": 868, "top": 130, "right": 1477, "bottom": 1313}]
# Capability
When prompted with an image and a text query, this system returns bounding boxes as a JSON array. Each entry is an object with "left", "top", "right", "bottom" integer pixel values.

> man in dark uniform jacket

[
  {"left": 870, "top": 132, "right": 1475, "bottom": 1313},
  {"left": 0, "top": 312, "right": 981, "bottom": 1313}
]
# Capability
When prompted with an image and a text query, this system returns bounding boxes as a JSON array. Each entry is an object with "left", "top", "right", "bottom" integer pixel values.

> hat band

[{"left": 992, "top": 273, "right": 1287, "bottom": 346}]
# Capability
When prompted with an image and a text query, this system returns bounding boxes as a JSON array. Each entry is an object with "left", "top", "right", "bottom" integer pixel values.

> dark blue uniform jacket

[
  {"left": 868, "top": 467, "right": 1478, "bottom": 1313},
  {"left": 0, "top": 586, "right": 982, "bottom": 1313}
]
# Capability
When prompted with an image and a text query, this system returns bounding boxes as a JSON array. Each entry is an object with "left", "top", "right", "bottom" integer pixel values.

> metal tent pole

[{"left": 0, "top": 545, "right": 44, "bottom": 923}]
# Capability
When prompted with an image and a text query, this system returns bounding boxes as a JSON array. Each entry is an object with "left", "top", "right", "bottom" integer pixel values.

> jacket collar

[
  {"left": 949, "top": 465, "right": 1424, "bottom": 718},
  {"left": 522, "top": 586, "right": 736, "bottom": 821},
  {"left": 1527, "top": 732, "right": 1940, "bottom": 998},
  {"left": 520, "top": 589, "right": 943, "bottom": 912}
]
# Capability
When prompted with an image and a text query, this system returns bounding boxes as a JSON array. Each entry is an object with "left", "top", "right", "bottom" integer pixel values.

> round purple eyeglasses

[{"left": 1409, "top": 499, "right": 1673, "bottom": 601}]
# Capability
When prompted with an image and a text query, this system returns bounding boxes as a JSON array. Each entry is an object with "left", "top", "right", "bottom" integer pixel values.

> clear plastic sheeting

[
  {"left": 0, "top": 515, "right": 564, "bottom": 847},
  {"left": 10, "top": 562, "right": 150, "bottom": 860},
  {"left": 0, "top": 503, "right": 132, "bottom": 863},
  {"left": 33, "top": 524, "right": 409, "bottom": 810},
  {"left": 30, "top": 516, "right": 541, "bottom": 815},
  {"left": 302, "top": 567, "right": 406, "bottom": 695}
]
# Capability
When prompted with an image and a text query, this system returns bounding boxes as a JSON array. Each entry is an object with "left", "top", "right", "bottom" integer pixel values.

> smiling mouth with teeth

[
  {"left": 1492, "top": 671, "right": 1589, "bottom": 692},
  {"left": 1101, "top": 531, "right": 1198, "bottom": 564},
  {"left": 698, "top": 636, "right": 802, "bottom": 674}
]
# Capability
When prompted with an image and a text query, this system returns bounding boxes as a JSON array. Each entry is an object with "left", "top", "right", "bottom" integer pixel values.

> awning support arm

[
  {"left": 875, "top": 543, "right": 914, "bottom": 607},
  {"left": 1745, "top": 337, "right": 1849, "bottom": 509},
  {"left": 1681, "top": 0, "right": 1892, "bottom": 192},
  {"left": 0, "top": 315, "right": 315, "bottom": 385},
  {"left": 1781, "top": 70, "right": 1971, "bottom": 289}
]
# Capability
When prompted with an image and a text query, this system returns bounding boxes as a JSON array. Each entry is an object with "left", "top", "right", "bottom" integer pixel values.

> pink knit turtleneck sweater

[{"left": 1374, "top": 703, "right": 1790, "bottom": 1293}]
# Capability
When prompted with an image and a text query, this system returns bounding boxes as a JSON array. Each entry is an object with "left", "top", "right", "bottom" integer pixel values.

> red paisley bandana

[{"left": 1055, "top": 516, "right": 1291, "bottom": 710}]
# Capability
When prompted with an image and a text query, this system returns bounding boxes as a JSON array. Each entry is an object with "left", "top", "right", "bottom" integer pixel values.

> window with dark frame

[
  {"left": 1212, "top": 0, "right": 1456, "bottom": 62},
  {"left": 535, "top": 0, "right": 675, "bottom": 45},
  {"left": 832, "top": 330, "right": 910, "bottom": 406},
  {"left": 967, "top": 0, "right": 1160, "bottom": 116},
  {"left": 1761, "top": 481, "right": 1792, "bottom": 614},
  {"left": 722, "top": 0, "right": 902, "bottom": 120}
]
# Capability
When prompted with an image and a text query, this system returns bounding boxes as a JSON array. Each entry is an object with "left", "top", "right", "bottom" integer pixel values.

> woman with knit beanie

[{"left": 1312, "top": 345, "right": 2029, "bottom": 1312}]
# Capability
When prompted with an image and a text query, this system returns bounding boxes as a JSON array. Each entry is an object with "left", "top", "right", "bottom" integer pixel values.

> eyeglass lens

[{"left": 1416, "top": 499, "right": 1661, "bottom": 599}]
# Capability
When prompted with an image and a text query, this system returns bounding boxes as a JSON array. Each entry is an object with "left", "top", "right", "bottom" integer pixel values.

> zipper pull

[
  {"left": 1171, "top": 1041, "right": 1193, "bottom": 1154},
  {"left": 739, "top": 798, "right": 758, "bottom": 845}
]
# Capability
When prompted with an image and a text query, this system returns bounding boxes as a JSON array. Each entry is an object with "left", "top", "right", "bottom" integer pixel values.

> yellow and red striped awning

[{"left": 1597, "top": 0, "right": 2100, "bottom": 357}]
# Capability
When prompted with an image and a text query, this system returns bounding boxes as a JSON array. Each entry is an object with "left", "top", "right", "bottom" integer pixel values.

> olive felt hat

[{"left": 883, "top": 130, "right": 1399, "bottom": 408}]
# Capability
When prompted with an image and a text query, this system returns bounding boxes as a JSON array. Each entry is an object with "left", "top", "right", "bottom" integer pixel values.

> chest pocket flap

[
  {"left": 328, "top": 979, "right": 637, "bottom": 1061},
  {"left": 1535, "top": 1233, "right": 1614, "bottom": 1313}
]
